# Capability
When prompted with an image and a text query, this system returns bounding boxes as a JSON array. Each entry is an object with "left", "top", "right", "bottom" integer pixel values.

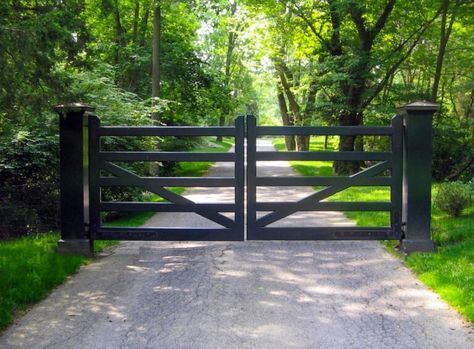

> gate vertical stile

[
  {"left": 234, "top": 115, "right": 245, "bottom": 240},
  {"left": 246, "top": 115, "right": 257, "bottom": 239},
  {"left": 391, "top": 114, "right": 403, "bottom": 238},
  {"left": 88, "top": 113, "right": 101, "bottom": 242}
]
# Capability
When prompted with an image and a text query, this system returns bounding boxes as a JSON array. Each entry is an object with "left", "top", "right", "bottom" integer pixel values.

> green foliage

[
  {"left": 0, "top": 131, "right": 60, "bottom": 237},
  {"left": 434, "top": 181, "right": 472, "bottom": 217},
  {"left": 432, "top": 126, "right": 473, "bottom": 181}
]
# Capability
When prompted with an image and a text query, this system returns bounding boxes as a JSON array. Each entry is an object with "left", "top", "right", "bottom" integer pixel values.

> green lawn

[
  {"left": 0, "top": 137, "right": 233, "bottom": 331},
  {"left": 0, "top": 234, "right": 116, "bottom": 331},
  {"left": 273, "top": 137, "right": 474, "bottom": 322}
]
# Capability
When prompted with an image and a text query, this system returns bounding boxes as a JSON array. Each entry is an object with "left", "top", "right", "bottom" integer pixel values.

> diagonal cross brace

[
  {"left": 101, "top": 161, "right": 236, "bottom": 229},
  {"left": 256, "top": 161, "right": 391, "bottom": 228}
]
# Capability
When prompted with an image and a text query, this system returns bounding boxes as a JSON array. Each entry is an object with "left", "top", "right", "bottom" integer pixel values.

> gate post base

[
  {"left": 57, "top": 239, "right": 94, "bottom": 257},
  {"left": 400, "top": 239, "right": 435, "bottom": 254}
]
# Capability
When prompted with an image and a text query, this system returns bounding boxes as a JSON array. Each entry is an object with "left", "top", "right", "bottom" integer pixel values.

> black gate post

[
  {"left": 55, "top": 103, "right": 96, "bottom": 256},
  {"left": 399, "top": 101, "right": 439, "bottom": 253}
]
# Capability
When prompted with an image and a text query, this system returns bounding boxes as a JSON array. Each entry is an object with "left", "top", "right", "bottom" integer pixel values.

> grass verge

[
  {"left": 0, "top": 138, "right": 233, "bottom": 332},
  {"left": 273, "top": 137, "right": 474, "bottom": 322},
  {"left": 0, "top": 234, "right": 115, "bottom": 331}
]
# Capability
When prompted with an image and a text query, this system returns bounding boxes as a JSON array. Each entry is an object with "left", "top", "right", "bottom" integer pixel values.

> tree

[
  {"left": 152, "top": 0, "right": 161, "bottom": 121},
  {"left": 430, "top": 0, "right": 462, "bottom": 103}
]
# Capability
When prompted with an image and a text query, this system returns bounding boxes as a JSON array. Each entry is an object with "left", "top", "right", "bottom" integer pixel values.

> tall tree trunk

[
  {"left": 431, "top": 0, "right": 458, "bottom": 102},
  {"left": 275, "top": 62, "right": 309, "bottom": 150},
  {"left": 112, "top": 0, "right": 125, "bottom": 66},
  {"left": 277, "top": 85, "right": 295, "bottom": 150},
  {"left": 152, "top": 1, "right": 161, "bottom": 122},
  {"left": 126, "top": 0, "right": 141, "bottom": 90},
  {"left": 217, "top": 29, "right": 236, "bottom": 141},
  {"left": 132, "top": 0, "right": 140, "bottom": 43},
  {"left": 296, "top": 79, "right": 318, "bottom": 152},
  {"left": 295, "top": 135, "right": 310, "bottom": 151},
  {"left": 217, "top": 1, "right": 237, "bottom": 141},
  {"left": 139, "top": 0, "right": 151, "bottom": 47},
  {"left": 334, "top": 110, "right": 364, "bottom": 175}
]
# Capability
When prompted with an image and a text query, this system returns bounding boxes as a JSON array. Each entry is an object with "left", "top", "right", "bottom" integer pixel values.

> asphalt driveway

[{"left": 1, "top": 139, "right": 472, "bottom": 349}]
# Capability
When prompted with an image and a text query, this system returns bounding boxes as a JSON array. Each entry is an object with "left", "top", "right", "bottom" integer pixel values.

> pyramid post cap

[
  {"left": 398, "top": 100, "right": 439, "bottom": 112},
  {"left": 55, "top": 103, "right": 96, "bottom": 114}
]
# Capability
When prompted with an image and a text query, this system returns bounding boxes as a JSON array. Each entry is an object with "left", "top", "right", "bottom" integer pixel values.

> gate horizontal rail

[
  {"left": 256, "top": 176, "right": 391, "bottom": 186},
  {"left": 248, "top": 227, "right": 398, "bottom": 240},
  {"left": 255, "top": 202, "right": 392, "bottom": 211},
  {"left": 100, "top": 176, "right": 235, "bottom": 187},
  {"left": 255, "top": 151, "right": 392, "bottom": 161},
  {"left": 256, "top": 126, "right": 394, "bottom": 136},
  {"left": 99, "top": 151, "right": 235, "bottom": 162},
  {"left": 95, "top": 227, "right": 234, "bottom": 241},
  {"left": 100, "top": 202, "right": 236, "bottom": 212},
  {"left": 98, "top": 126, "right": 236, "bottom": 136}
]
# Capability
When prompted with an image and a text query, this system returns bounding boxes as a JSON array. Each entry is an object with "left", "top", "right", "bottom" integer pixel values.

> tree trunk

[
  {"left": 333, "top": 112, "right": 363, "bottom": 175},
  {"left": 217, "top": 1, "right": 237, "bottom": 142},
  {"left": 296, "top": 135, "right": 310, "bottom": 151},
  {"left": 112, "top": 0, "right": 125, "bottom": 66},
  {"left": 132, "top": 0, "right": 140, "bottom": 43},
  {"left": 431, "top": 0, "right": 458, "bottom": 102},
  {"left": 152, "top": 1, "right": 161, "bottom": 122},
  {"left": 216, "top": 116, "right": 225, "bottom": 142},
  {"left": 276, "top": 62, "right": 305, "bottom": 151},
  {"left": 276, "top": 85, "right": 295, "bottom": 150},
  {"left": 139, "top": 0, "right": 151, "bottom": 47}
]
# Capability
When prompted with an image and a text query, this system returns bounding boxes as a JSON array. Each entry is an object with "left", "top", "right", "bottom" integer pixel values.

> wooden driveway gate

[
  {"left": 246, "top": 115, "right": 402, "bottom": 241},
  {"left": 56, "top": 101, "right": 439, "bottom": 256}
]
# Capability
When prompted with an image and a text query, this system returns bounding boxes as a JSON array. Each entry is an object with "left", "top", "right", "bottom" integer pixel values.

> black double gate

[{"left": 56, "top": 101, "right": 439, "bottom": 256}]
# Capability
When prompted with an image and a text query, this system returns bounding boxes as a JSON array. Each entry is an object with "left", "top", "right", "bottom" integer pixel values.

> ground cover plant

[
  {"left": 0, "top": 138, "right": 232, "bottom": 332},
  {"left": 273, "top": 137, "right": 474, "bottom": 322}
]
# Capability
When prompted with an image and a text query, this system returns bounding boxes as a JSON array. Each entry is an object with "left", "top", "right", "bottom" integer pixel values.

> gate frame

[
  {"left": 55, "top": 103, "right": 245, "bottom": 256},
  {"left": 245, "top": 114, "right": 403, "bottom": 241},
  {"left": 56, "top": 101, "right": 438, "bottom": 256}
]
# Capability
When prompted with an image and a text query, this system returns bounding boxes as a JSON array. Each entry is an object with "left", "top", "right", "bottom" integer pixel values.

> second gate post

[{"left": 399, "top": 101, "right": 439, "bottom": 253}]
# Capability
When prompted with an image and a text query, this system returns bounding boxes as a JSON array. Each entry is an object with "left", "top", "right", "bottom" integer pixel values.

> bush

[
  {"left": 434, "top": 181, "right": 472, "bottom": 217},
  {"left": 0, "top": 131, "right": 60, "bottom": 238},
  {"left": 432, "top": 126, "right": 472, "bottom": 181}
]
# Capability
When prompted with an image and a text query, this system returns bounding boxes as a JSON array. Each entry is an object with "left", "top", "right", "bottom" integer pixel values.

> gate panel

[
  {"left": 246, "top": 115, "right": 403, "bottom": 240},
  {"left": 88, "top": 116, "right": 245, "bottom": 241}
]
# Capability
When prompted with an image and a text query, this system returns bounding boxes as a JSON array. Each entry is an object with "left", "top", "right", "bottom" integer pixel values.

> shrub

[
  {"left": 432, "top": 126, "right": 472, "bottom": 181},
  {"left": 434, "top": 181, "right": 472, "bottom": 217}
]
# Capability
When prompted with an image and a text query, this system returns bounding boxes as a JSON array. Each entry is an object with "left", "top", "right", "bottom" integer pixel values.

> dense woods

[{"left": 0, "top": 0, "right": 473, "bottom": 237}]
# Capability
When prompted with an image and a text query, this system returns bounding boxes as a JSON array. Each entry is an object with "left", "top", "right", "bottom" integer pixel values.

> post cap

[
  {"left": 398, "top": 100, "right": 439, "bottom": 113},
  {"left": 55, "top": 103, "right": 96, "bottom": 114}
]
